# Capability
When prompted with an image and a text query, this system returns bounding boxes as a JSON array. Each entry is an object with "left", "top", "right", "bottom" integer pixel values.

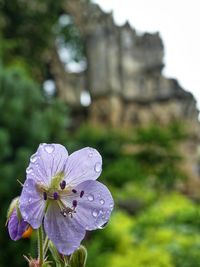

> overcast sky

[{"left": 93, "top": 0, "right": 200, "bottom": 111}]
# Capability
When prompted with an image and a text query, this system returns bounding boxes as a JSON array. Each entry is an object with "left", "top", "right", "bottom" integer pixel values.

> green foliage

[
  {"left": 86, "top": 193, "right": 200, "bottom": 267},
  {"left": 74, "top": 123, "right": 187, "bottom": 188},
  {"left": 0, "top": 64, "right": 70, "bottom": 267},
  {"left": 0, "top": 0, "right": 86, "bottom": 80}
]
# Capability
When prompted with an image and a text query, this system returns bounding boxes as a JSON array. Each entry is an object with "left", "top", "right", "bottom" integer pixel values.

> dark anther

[
  {"left": 60, "top": 180, "right": 66, "bottom": 190},
  {"left": 72, "top": 200, "right": 77, "bottom": 208},
  {"left": 53, "top": 192, "right": 59, "bottom": 200},
  {"left": 80, "top": 190, "right": 84, "bottom": 198},
  {"left": 43, "top": 192, "right": 47, "bottom": 200},
  {"left": 72, "top": 189, "right": 77, "bottom": 193}
]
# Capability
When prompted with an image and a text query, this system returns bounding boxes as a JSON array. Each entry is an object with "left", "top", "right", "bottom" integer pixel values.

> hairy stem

[
  {"left": 43, "top": 236, "right": 50, "bottom": 257},
  {"left": 38, "top": 226, "right": 44, "bottom": 265}
]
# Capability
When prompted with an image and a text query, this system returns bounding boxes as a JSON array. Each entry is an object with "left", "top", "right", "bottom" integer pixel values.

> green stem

[
  {"left": 43, "top": 236, "right": 50, "bottom": 257},
  {"left": 38, "top": 226, "right": 44, "bottom": 265}
]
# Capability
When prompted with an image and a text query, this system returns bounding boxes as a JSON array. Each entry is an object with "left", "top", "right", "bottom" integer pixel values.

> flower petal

[
  {"left": 8, "top": 209, "right": 29, "bottom": 241},
  {"left": 26, "top": 143, "right": 68, "bottom": 186},
  {"left": 69, "top": 180, "right": 114, "bottom": 230},
  {"left": 44, "top": 202, "right": 86, "bottom": 255},
  {"left": 19, "top": 179, "right": 45, "bottom": 229},
  {"left": 64, "top": 147, "right": 102, "bottom": 187}
]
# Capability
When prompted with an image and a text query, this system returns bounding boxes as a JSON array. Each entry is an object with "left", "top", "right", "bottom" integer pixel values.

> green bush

[{"left": 0, "top": 64, "right": 70, "bottom": 267}]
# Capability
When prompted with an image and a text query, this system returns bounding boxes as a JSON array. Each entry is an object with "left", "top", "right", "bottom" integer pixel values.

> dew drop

[
  {"left": 28, "top": 198, "right": 32, "bottom": 203},
  {"left": 88, "top": 148, "right": 94, "bottom": 158},
  {"left": 30, "top": 154, "right": 38, "bottom": 163},
  {"left": 26, "top": 167, "right": 33, "bottom": 174},
  {"left": 109, "top": 203, "right": 114, "bottom": 209},
  {"left": 23, "top": 215, "right": 28, "bottom": 221},
  {"left": 92, "top": 210, "right": 98, "bottom": 217},
  {"left": 94, "top": 162, "right": 101, "bottom": 173},
  {"left": 100, "top": 199, "right": 105, "bottom": 205},
  {"left": 98, "top": 221, "right": 109, "bottom": 229},
  {"left": 44, "top": 144, "right": 55, "bottom": 153},
  {"left": 87, "top": 194, "right": 94, "bottom": 201}
]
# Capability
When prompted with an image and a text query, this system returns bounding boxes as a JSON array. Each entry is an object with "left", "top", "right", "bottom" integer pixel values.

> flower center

[{"left": 36, "top": 180, "right": 79, "bottom": 218}]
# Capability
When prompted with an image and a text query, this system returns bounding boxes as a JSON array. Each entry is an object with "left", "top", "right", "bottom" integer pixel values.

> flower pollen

[
  {"left": 72, "top": 200, "right": 77, "bottom": 208},
  {"left": 53, "top": 192, "right": 59, "bottom": 200},
  {"left": 60, "top": 180, "right": 66, "bottom": 190},
  {"left": 43, "top": 192, "right": 47, "bottom": 201},
  {"left": 80, "top": 190, "right": 84, "bottom": 198}
]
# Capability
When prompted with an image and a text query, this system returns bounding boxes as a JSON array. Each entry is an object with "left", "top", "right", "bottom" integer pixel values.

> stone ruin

[{"left": 50, "top": 0, "right": 200, "bottom": 189}]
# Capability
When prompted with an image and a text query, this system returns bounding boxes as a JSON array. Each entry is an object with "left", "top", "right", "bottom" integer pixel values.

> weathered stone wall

[
  {"left": 59, "top": 1, "right": 199, "bottom": 127},
  {"left": 50, "top": 0, "right": 200, "bottom": 186}
]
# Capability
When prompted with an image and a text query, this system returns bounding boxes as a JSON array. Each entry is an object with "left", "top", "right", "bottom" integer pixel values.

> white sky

[{"left": 93, "top": 0, "right": 200, "bottom": 111}]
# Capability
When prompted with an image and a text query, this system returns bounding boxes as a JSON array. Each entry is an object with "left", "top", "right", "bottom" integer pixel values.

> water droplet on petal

[
  {"left": 109, "top": 203, "right": 114, "bottom": 209},
  {"left": 44, "top": 144, "right": 55, "bottom": 153},
  {"left": 92, "top": 210, "right": 98, "bottom": 217},
  {"left": 100, "top": 199, "right": 105, "bottom": 205},
  {"left": 94, "top": 162, "right": 101, "bottom": 173},
  {"left": 88, "top": 148, "right": 94, "bottom": 158},
  {"left": 26, "top": 167, "right": 33, "bottom": 174},
  {"left": 28, "top": 198, "right": 32, "bottom": 203},
  {"left": 98, "top": 221, "right": 109, "bottom": 229},
  {"left": 23, "top": 215, "right": 28, "bottom": 220},
  {"left": 30, "top": 154, "right": 38, "bottom": 163},
  {"left": 87, "top": 194, "right": 94, "bottom": 201}
]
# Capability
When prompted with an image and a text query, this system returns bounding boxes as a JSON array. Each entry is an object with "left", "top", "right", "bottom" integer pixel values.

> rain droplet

[
  {"left": 98, "top": 221, "right": 109, "bottom": 229},
  {"left": 28, "top": 198, "right": 32, "bottom": 203},
  {"left": 94, "top": 162, "right": 101, "bottom": 173},
  {"left": 100, "top": 199, "right": 105, "bottom": 205},
  {"left": 109, "top": 203, "right": 114, "bottom": 209},
  {"left": 92, "top": 210, "right": 98, "bottom": 217},
  {"left": 87, "top": 194, "right": 94, "bottom": 201},
  {"left": 89, "top": 152, "right": 93, "bottom": 158},
  {"left": 23, "top": 215, "right": 28, "bottom": 220},
  {"left": 26, "top": 167, "right": 33, "bottom": 174},
  {"left": 30, "top": 154, "right": 38, "bottom": 163},
  {"left": 88, "top": 148, "right": 94, "bottom": 158},
  {"left": 44, "top": 144, "right": 55, "bottom": 153}
]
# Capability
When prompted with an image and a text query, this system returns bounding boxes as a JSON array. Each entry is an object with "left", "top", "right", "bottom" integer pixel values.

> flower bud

[
  {"left": 6, "top": 197, "right": 19, "bottom": 223},
  {"left": 7, "top": 197, "right": 32, "bottom": 240},
  {"left": 69, "top": 245, "right": 87, "bottom": 267}
]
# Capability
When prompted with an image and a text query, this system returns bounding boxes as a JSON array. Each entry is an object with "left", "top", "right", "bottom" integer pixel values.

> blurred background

[{"left": 1, "top": 0, "right": 200, "bottom": 266}]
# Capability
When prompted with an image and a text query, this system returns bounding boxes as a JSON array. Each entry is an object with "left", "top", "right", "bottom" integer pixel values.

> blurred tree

[
  {"left": 0, "top": 0, "right": 86, "bottom": 81},
  {"left": 0, "top": 64, "right": 70, "bottom": 267}
]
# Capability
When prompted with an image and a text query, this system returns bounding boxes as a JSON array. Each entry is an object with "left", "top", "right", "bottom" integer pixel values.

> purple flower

[
  {"left": 8, "top": 208, "right": 29, "bottom": 241},
  {"left": 19, "top": 144, "right": 114, "bottom": 255}
]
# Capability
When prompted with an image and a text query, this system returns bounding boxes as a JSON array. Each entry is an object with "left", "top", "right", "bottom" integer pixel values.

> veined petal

[
  {"left": 44, "top": 202, "right": 86, "bottom": 255},
  {"left": 70, "top": 180, "right": 114, "bottom": 230},
  {"left": 26, "top": 143, "right": 68, "bottom": 186},
  {"left": 64, "top": 147, "right": 102, "bottom": 187},
  {"left": 19, "top": 179, "right": 45, "bottom": 229}
]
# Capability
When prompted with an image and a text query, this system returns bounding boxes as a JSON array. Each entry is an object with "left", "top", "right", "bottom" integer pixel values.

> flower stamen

[
  {"left": 80, "top": 191, "right": 84, "bottom": 198},
  {"left": 58, "top": 200, "right": 77, "bottom": 218},
  {"left": 60, "top": 180, "right": 66, "bottom": 190},
  {"left": 53, "top": 192, "right": 59, "bottom": 200},
  {"left": 43, "top": 192, "right": 47, "bottom": 201}
]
